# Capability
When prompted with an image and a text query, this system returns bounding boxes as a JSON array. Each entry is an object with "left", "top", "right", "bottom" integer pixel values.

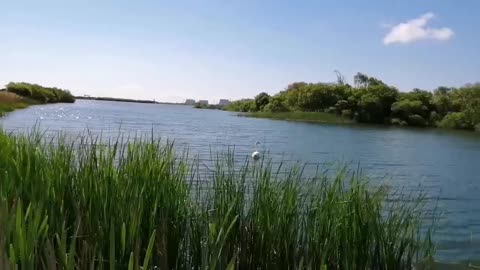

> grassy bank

[
  {"left": 0, "top": 92, "right": 29, "bottom": 116},
  {"left": 244, "top": 111, "right": 353, "bottom": 124},
  {"left": 0, "top": 130, "right": 434, "bottom": 269}
]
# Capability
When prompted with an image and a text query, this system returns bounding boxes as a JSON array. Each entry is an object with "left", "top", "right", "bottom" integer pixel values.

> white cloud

[{"left": 383, "top": 12, "right": 454, "bottom": 45}]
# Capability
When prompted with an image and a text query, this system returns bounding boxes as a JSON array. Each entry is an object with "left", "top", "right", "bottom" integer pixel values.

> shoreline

[
  {"left": 1, "top": 83, "right": 76, "bottom": 116},
  {"left": 240, "top": 111, "right": 354, "bottom": 124},
  {"left": 76, "top": 96, "right": 187, "bottom": 105}
]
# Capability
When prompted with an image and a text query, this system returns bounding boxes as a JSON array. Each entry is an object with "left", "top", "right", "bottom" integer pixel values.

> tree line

[
  {"left": 6, "top": 82, "right": 75, "bottom": 104},
  {"left": 226, "top": 73, "right": 480, "bottom": 131}
]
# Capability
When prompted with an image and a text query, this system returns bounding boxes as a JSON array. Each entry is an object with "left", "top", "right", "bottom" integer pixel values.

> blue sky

[{"left": 1, "top": 0, "right": 479, "bottom": 102}]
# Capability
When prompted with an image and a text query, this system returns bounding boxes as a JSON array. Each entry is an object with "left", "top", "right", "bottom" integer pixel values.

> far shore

[
  {"left": 239, "top": 111, "right": 354, "bottom": 124},
  {"left": 75, "top": 96, "right": 187, "bottom": 105}
]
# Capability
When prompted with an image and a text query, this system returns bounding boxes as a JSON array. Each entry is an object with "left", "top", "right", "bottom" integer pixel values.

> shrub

[
  {"left": 407, "top": 114, "right": 427, "bottom": 127},
  {"left": 324, "top": 106, "right": 336, "bottom": 114},
  {"left": 255, "top": 92, "right": 270, "bottom": 111},
  {"left": 391, "top": 118, "right": 408, "bottom": 126},
  {"left": 225, "top": 99, "right": 257, "bottom": 112},
  {"left": 263, "top": 97, "right": 289, "bottom": 112},
  {"left": 335, "top": 99, "right": 350, "bottom": 114},
  {"left": 341, "top": 109, "right": 353, "bottom": 118},
  {"left": 439, "top": 112, "right": 472, "bottom": 130},
  {"left": 391, "top": 100, "right": 426, "bottom": 119},
  {"left": 429, "top": 111, "right": 441, "bottom": 126}
]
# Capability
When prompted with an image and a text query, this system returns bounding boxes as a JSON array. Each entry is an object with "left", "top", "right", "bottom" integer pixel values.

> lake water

[{"left": 1, "top": 100, "right": 479, "bottom": 264}]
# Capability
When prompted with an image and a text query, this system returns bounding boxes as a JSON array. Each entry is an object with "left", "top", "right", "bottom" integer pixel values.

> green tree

[
  {"left": 263, "top": 96, "right": 289, "bottom": 112},
  {"left": 355, "top": 83, "right": 398, "bottom": 123},
  {"left": 255, "top": 92, "right": 271, "bottom": 111},
  {"left": 391, "top": 99, "right": 425, "bottom": 119}
]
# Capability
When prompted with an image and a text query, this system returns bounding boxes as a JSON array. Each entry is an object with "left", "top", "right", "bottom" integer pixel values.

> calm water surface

[{"left": 1, "top": 100, "right": 479, "bottom": 264}]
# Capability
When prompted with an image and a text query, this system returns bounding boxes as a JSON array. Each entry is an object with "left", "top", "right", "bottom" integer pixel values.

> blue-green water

[{"left": 1, "top": 100, "right": 479, "bottom": 264}]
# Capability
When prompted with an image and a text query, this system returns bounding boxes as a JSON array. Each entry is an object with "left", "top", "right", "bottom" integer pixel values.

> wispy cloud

[{"left": 383, "top": 12, "right": 454, "bottom": 45}]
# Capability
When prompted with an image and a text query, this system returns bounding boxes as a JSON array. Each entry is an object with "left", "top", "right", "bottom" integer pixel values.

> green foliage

[
  {"left": 357, "top": 92, "right": 383, "bottom": 123},
  {"left": 227, "top": 73, "right": 480, "bottom": 131},
  {"left": 0, "top": 92, "right": 29, "bottom": 116},
  {"left": 391, "top": 118, "right": 408, "bottom": 126},
  {"left": 194, "top": 103, "right": 223, "bottom": 110},
  {"left": 0, "top": 130, "right": 435, "bottom": 269},
  {"left": 400, "top": 89, "right": 433, "bottom": 110},
  {"left": 246, "top": 111, "right": 352, "bottom": 123},
  {"left": 391, "top": 99, "right": 428, "bottom": 124},
  {"left": 6, "top": 82, "right": 75, "bottom": 104},
  {"left": 358, "top": 84, "right": 399, "bottom": 123},
  {"left": 254, "top": 92, "right": 271, "bottom": 111},
  {"left": 335, "top": 99, "right": 350, "bottom": 114},
  {"left": 281, "top": 83, "right": 349, "bottom": 112},
  {"left": 433, "top": 86, "right": 480, "bottom": 130},
  {"left": 354, "top": 72, "right": 384, "bottom": 88},
  {"left": 455, "top": 86, "right": 480, "bottom": 126},
  {"left": 263, "top": 96, "right": 289, "bottom": 112},
  {"left": 341, "top": 109, "right": 353, "bottom": 118},
  {"left": 225, "top": 99, "right": 257, "bottom": 112},
  {"left": 392, "top": 99, "right": 425, "bottom": 117},
  {"left": 407, "top": 114, "right": 427, "bottom": 127},
  {"left": 438, "top": 112, "right": 471, "bottom": 129}
]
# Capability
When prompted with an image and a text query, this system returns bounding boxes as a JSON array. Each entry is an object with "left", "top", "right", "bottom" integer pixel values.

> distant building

[
  {"left": 185, "top": 99, "right": 196, "bottom": 105},
  {"left": 0, "top": 88, "right": 5, "bottom": 92},
  {"left": 198, "top": 100, "right": 209, "bottom": 105},
  {"left": 218, "top": 99, "right": 231, "bottom": 106}
]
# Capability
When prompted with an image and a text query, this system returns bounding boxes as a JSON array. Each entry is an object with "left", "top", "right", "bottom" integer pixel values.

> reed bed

[
  {"left": 0, "top": 131, "right": 434, "bottom": 269},
  {"left": 0, "top": 92, "right": 28, "bottom": 116}
]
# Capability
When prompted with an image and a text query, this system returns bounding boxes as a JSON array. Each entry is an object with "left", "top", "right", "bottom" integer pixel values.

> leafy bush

[
  {"left": 335, "top": 99, "right": 350, "bottom": 114},
  {"left": 324, "top": 106, "right": 336, "bottom": 114},
  {"left": 391, "top": 100, "right": 426, "bottom": 119},
  {"left": 391, "top": 118, "right": 408, "bottom": 126},
  {"left": 341, "top": 109, "right": 353, "bottom": 118},
  {"left": 439, "top": 112, "right": 472, "bottom": 130},
  {"left": 407, "top": 114, "right": 427, "bottom": 127},
  {"left": 255, "top": 92, "right": 270, "bottom": 111},
  {"left": 225, "top": 99, "right": 257, "bottom": 112},
  {"left": 263, "top": 97, "right": 289, "bottom": 112},
  {"left": 429, "top": 111, "right": 441, "bottom": 126}
]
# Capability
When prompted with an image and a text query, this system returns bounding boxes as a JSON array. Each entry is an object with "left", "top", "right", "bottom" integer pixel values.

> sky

[{"left": 1, "top": 0, "right": 479, "bottom": 103}]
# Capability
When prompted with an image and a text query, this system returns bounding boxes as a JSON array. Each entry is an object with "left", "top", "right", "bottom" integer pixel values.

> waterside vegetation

[
  {"left": 194, "top": 103, "right": 224, "bottom": 110},
  {"left": 226, "top": 73, "right": 480, "bottom": 131},
  {"left": 0, "top": 130, "right": 435, "bottom": 269},
  {"left": 0, "top": 92, "right": 29, "bottom": 116},
  {"left": 0, "top": 82, "right": 75, "bottom": 116},
  {"left": 244, "top": 111, "right": 353, "bottom": 124}
]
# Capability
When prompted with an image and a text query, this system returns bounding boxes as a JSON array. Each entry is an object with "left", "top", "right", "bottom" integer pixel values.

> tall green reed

[{"left": 0, "top": 130, "right": 434, "bottom": 269}]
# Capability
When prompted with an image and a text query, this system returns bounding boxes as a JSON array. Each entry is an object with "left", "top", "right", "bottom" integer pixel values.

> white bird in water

[{"left": 251, "top": 141, "right": 261, "bottom": 161}]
